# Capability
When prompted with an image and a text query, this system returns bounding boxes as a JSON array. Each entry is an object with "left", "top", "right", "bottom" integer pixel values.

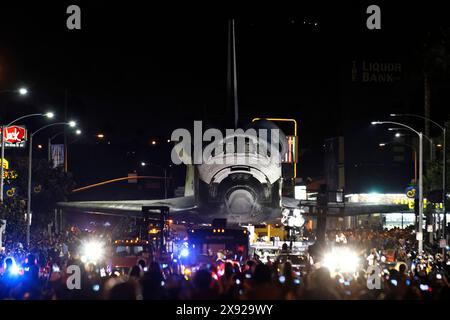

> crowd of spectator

[{"left": 0, "top": 226, "right": 449, "bottom": 300}]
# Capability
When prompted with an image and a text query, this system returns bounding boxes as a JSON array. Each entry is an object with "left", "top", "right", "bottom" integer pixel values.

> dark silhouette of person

[
  {"left": 191, "top": 269, "right": 218, "bottom": 300},
  {"left": 129, "top": 265, "right": 142, "bottom": 279},
  {"left": 244, "top": 264, "right": 283, "bottom": 299},
  {"left": 108, "top": 282, "right": 138, "bottom": 300},
  {"left": 141, "top": 262, "right": 165, "bottom": 300},
  {"left": 304, "top": 267, "right": 341, "bottom": 300}
]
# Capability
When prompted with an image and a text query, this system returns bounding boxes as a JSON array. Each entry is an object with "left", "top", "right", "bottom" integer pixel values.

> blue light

[
  {"left": 419, "top": 284, "right": 429, "bottom": 291},
  {"left": 10, "top": 264, "right": 20, "bottom": 275},
  {"left": 180, "top": 248, "right": 189, "bottom": 257},
  {"left": 279, "top": 276, "right": 286, "bottom": 283},
  {"left": 3, "top": 257, "right": 20, "bottom": 276}
]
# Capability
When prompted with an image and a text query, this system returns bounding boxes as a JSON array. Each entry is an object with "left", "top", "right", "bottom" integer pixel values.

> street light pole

[
  {"left": 26, "top": 133, "right": 33, "bottom": 247},
  {"left": 419, "top": 132, "right": 424, "bottom": 252},
  {"left": 391, "top": 114, "right": 447, "bottom": 241},
  {"left": 26, "top": 121, "right": 76, "bottom": 248},
  {"left": 443, "top": 127, "right": 447, "bottom": 240},
  {"left": 372, "top": 121, "right": 424, "bottom": 252}
]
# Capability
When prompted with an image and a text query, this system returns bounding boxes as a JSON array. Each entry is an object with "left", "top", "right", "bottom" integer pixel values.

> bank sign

[
  {"left": 352, "top": 60, "right": 402, "bottom": 83},
  {"left": 1, "top": 125, "right": 27, "bottom": 148}
]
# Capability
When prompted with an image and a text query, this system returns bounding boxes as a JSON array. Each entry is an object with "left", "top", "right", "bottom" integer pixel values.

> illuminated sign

[
  {"left": 1, "top": 126, "right": 27, "bottom": 148},
  {"left": 5, "top": 186, "right": 16, "bottom": 198},
  {"left": 283, "top": 135, "right": 298, "bottom": 163},
  {"left": 346, "top": 193, "right": 443, "bottom": 210},
  {"left": 1, "top": 158, "right": 17, "bottom": 180},
  {"left": 294, "top": 185, "right": 307, "bottom": 200},
  {"left": 1, "top": 158, "right": 8, "bottom": 170},
  {"left": 405, "top": 186, "right": 416, "bottom": 199}
]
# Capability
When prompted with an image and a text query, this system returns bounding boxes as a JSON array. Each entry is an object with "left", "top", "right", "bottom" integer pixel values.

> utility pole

[
  {"left": 64, "top": 89, "right": 68, "bottom": 172},
  {"left": 418, "top": 132, "right": 424, "bottom": 253}
]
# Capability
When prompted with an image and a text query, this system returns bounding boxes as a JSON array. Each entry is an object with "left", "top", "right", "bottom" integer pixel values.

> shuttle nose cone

[{"left": 225, "top": 189, "right": 257, "bottom": 215}]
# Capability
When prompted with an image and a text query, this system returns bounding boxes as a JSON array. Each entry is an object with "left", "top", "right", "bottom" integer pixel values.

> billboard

[{"left": 1, "top": 125, "right": 27, "bottom": 148}]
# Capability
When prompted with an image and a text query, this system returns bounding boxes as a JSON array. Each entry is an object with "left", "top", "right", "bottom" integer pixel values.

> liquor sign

[
  {"left": 352, "top": 60, "right": 402, "bottom": 83},
  {"left": 1, "top": 125, "right": 27, "bottom": 148}
]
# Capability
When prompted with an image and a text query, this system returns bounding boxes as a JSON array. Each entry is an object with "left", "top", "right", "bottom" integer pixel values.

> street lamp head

[
  {"left": 395, "top": 132, "right": 402, "bottom": 138},
  {"left": 436, "top": 144, "right": 443, "bottom": 148},
  {"left": 18, "top": 87, "right": 28, "bottom": 96},
  {"left": 379, "top": 143, "right": 386, "bottom": 147},
  {"left": 141, "top": 162, "right": 146, "bottom": 167},
  {"left": 389, "top": 113, "right": 397, "bottom": 117},
  {"left": 68, "top": 121, "right": 76, "bottom": 127},
  {"left": 371, "top": 121, "right": 381, "bottom": 125},
  {"left": 45, "top": 112, "right": 54, "bottom": 119},
  {"left": 75, "top": 129, "right": 82, "bottom": 135}
]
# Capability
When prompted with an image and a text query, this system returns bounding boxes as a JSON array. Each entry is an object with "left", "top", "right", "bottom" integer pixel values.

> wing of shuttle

[
  {"left": 57, "top": 196, "right": 197, "bottom": 216},
  {"left": 282, "top": 197, "right": 411, "bottom": 216}
]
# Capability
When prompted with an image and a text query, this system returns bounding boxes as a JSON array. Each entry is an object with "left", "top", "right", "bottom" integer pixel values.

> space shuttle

[{"left": 58, "top": 129, "right": 302, "bottom": 226}]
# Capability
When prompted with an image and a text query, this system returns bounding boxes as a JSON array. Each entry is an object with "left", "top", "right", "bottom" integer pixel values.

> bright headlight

[
  {"left": 180, "top": 248, "right": 189, "bottom": 257},
  {"left": 81, "top": 240, "right": 104, "bottom": 263},
  {"left": 323, "top": 248, "right": 359, "bottom": 274}
]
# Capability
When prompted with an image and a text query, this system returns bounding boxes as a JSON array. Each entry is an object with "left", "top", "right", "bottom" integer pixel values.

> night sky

[{"left": 1, "top": 2, "right": 449, "bottom": 198}]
